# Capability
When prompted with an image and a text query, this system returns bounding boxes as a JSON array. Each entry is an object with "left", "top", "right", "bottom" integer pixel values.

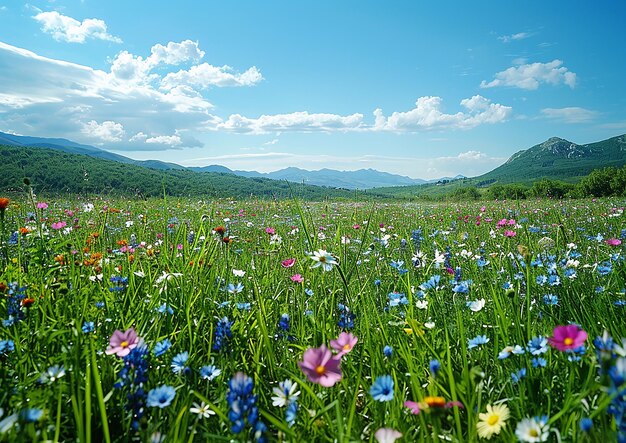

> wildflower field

[{"left": 0, "top": 194, "right": 625, "bottom": 442}]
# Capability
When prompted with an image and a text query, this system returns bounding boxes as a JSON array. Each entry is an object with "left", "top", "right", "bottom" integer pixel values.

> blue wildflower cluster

[
  {"left": 213, "top": 317, "right": 233, "bottom": 352},
  {"left": 337, "top": 303, "right": 356, "bottom": 330},
  {"left": 594, "top": 332, "right": 626, "bottom": 441},
  {"left": 411, "top": 228, "right": 423, "bottom": 251},
  {"left": 0, "top": 339, "right": 15, "bottom": 356},
  {"left": 109, "top": 275, "right": 129, "bottom": 292},
  {"left": 114, "top": 341, "right": 150, "bottom": 431},
  {"left": 275, "top": 313, "right": 294, "bottom": 341},
  {"left": 4, "top": 282, "right": 27, "bottom": 326},
  {"left": 227, "top": 372, "right": 266, "bottom": 442}
]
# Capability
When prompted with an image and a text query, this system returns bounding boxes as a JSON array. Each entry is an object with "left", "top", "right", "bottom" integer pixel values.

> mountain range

[
  {"left": 0, "top": 131, "right": 462, "bottom": 189},
  {"left": 1, "top": 131, "right": 625, "bottom": 192}
]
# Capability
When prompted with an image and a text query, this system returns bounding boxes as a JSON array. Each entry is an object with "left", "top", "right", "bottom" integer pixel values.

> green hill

[
  {"left": 0, "top": 145, "right": 382, "bottom": 200},
  {"left": 373, "top": 133, "right": 626, "bottom": 198}
]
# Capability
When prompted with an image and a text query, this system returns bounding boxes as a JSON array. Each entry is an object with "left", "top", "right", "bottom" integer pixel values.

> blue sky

[{"left": 0, "top": 1, "right": 625, "bottom": 179}]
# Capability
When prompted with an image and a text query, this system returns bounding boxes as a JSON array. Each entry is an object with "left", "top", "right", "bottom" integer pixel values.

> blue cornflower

[
  {"left": 597, "top": 263, "right": 612, "bottom": 276},
  {"left": 452, "top": 281, "right": 470, "bottom": 294},
  {"left": 527, "top": 336, "right": 548, "bottom": 355},
  {"left": 200, "top": 365, "right": 222, "bottom": 381},
  {"left": 171, "top": 351, "right": 190, "bottom": 375},
  {"left": 95, "top": 301, "right": 105, "bottom": 308},
  {"left": 236, "top": 302, "right": 251, "bottom": 310},
  {"left": 419, "top": 275, "right": 441, "bottom": 291},
  {"left": 285, "top": 401, "right": 298, "bottom": 427},
  {"left": 147, "top": 385, "right": 176, "bottom": 408},
  {"left": 370, "top": 375, "right": 394, "bottom": 402},
  {"left": 476, "top": 257, "right": 489, "bottom": 268},
  {"left": 153, "top": 339, "right": 172, "bottom": 357},
  {"left": 536, "top": 275, "right": 548, "bottom": 285},
  {"left": 19, "top": 408, "right": 43, "bottom": 422},
  {"left": 543, "top": 294, "right": 558, "bottom": 306},
  {"left": 579, "top": 417, "right": 593, "bottom": 433},
  {"left": 38, "top": 364, "right": 66, "bottom": 384},
  {"left": 304, "top": 288, "right": 314, "bottom": 296},
  {"left": 227, "top": 282, "right": 244, "bottom": 294},
  {"left": 531, "top": 357, "right": 547, "bottom": 368},
  {"left": 547, "top": 275, "right": 561, "bottom": 286},
  {"left": 374, "top": 279, "right": 381, "bottom": 287},
  {"left": 429, "top": 359, "right": 441, "bottom": 377},
  {"left": 383, "top": 345, "right": 393, "bottom": 358},
  {"left": 82, "top": 321, "right": 95, "bottom": 334},
  {"left": 387, "top": 292, "right": 408, "bottom": 307},
  {"left": 0, "top": 339, "right": 16, "bottom": 354},
  {"left": 511, "top": 367, "right": 527, "bottom": 384},
  {"left": 156, "top": 303, "right": 174, "bottom": 315},
  {"left": 468, "top": 335, "right": 489, "bottom": 350}
]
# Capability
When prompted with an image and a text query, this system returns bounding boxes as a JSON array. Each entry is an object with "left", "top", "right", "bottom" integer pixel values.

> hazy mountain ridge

[{"left": 0, "top": 131, "right": 437, "bottom": 189}]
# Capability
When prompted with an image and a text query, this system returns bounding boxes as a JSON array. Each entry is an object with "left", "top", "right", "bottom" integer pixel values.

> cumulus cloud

[
  {"left": 373, "top": 95, "right": 512, "bottom": 132},
  {"left": 82, "top": 120, "right": 125, "bottom": 142},
  {"left": 161, "top": 63, "right": 262, "bottom": 90},
  {"left": 540, "top": 107, "right": 598, "bottom": 123},
  {"left": 481, "top": 60, "right": 577, "bottom": 90},
  {"left": 33, "top": 11, "right": 122, "bottom": 43},
  {"left": 498, "top": 32, "right": 530, "bottom": 43},
  {"left": 214, "top": 111, "right": 365, "bottom": 134},
  {"left": 0, "top": 41, "right": 260, "bottom": 149},
  {"left": 145, "top": 134, "right": 182, "bottom": 146}
]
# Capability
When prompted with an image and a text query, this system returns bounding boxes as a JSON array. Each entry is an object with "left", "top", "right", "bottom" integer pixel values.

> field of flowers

[{"left": 0, "top": 193, "right": 625, "bottom": 442}]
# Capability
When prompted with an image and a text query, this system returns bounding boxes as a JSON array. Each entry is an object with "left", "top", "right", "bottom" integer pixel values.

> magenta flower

[
  {"left": 51, "top": 221, "right": 67, "bottom": 230},
  {"left": 265, "top": 227, "right": 275, "bottom": 235},
  {"left": 606, "top": 238, "right": 622, "bottom": 246},
  {"left": 404, "top": 400, "right": 421, "bottom": 415},
  {"left": 290, "top": 274, "right": 304, "bottom": 283},
  {"left": 504, "top": 230, "right": 516, "bottom": 237},
  {"left": 298, "top": 345, "right": 342, "bottom": 387},
  {"left": 281, "top": 258, "right": 296, "bottom": 268},
  {"left": 330, "top": 332, "right": 358, "bottom": 356},
  {"left": 548, "top": 324, "right": 588, "bottom": 351},
  {"left": 105, "top": 327, "right": 139, "bottom": 357},
  {"left": 36, "top": 202, "right": 48, "bottom": 209}
]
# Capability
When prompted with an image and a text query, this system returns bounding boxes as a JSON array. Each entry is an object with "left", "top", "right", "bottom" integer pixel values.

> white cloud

[
  {"left": 215, "top": 111, "right": 365, "bottom": 134},
  {"left": 498, "top": 32, "right": 530, "bottom": 43},
  {"left": 540, "top": 107, "right": 598, "bottom": 123},
  {"left": 145, "top": 135, "right": 182, "bottom": 146},
  {"left": 33, "top": 11, "right": 122, "bottom": 43},
  {"left": 481, "top": 60, "right": 577, "bottom": 90},
  {"left": 82, "top": 120, "right": 125, "bottom": 142},
  {"left": 108, "top": 40, "right": 205, "bottom": 85},
  {"left": 0, "top": 41, "right": 250, "bottom": 150},
  {"left": 373, "top": 95, "right": 512, "bottom": 131},
  {"left": 129, "top": 132, "right": 147, "bottom": 142},
  {"left": 161, "top": 63, "right": 262, "bottom": 90}
]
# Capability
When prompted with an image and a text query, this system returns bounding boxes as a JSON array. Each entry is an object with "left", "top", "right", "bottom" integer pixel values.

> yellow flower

[{"left": 477, "top": 403, "right": 510, "bottom": 439}]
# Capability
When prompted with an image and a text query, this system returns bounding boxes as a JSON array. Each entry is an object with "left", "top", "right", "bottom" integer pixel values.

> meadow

[{"left": 0, "top": 193, "right": 625, "bottom": 442}]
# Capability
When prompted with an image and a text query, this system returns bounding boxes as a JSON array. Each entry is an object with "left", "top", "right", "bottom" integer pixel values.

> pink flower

[
  {"left": 504, "top": 230, "right": 516, "bottom": 237},
  {"left": 281, "top": 258, "right": 296, "bottom": 268},
  {"left": 37, "top": 202, "right": 48, "bottom": 209},
  {"left": 375, "top": 428, "right": 402, "bottom": 443},
  {"left": 548, "top": 324, "right": 587, "bottom": 351},
  {"left": 606, "top": 238, "right": 622, "bottom": 246},
  {"left": 404, "top": 400, "right": 421, "bottom": 415},
  {"left": 265, "top": 227, "right": 275, "bottom": 235},
  {"left": 105, "top": 327, "right": 139, "bottom": 357},
  {"left": 353, "top": 224, "right": 360, "bottom": 230},
  {"left": 298, "top": 345, "right": 342, "bottom": 387},
  {"left": 330, "top": 332, "right": 358, "bottom": 356},
  {"left": 51, "top": 221, "right": 67, "bottom": 230},
  {"left": 290, "top": 274, "right": 304, "bottom": 283}
]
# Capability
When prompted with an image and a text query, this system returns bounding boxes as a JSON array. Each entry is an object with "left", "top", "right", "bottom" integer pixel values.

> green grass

[{"left": 0, "top": 194, "right": 625, "bottom": 442}]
